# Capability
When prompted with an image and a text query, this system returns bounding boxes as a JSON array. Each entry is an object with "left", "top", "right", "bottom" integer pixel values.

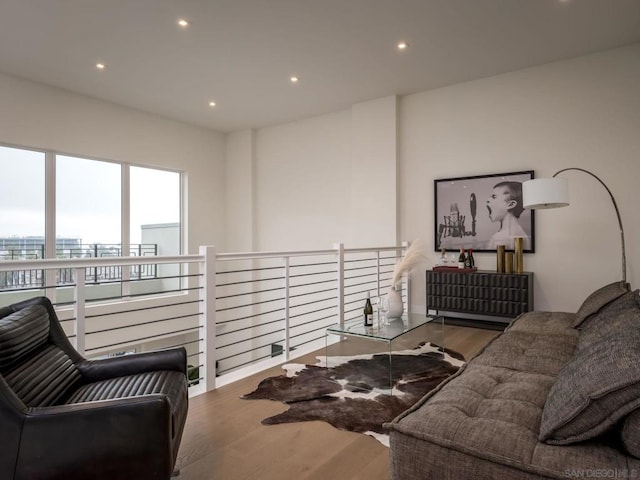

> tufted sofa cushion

[
  {"left": 506, "top": 311, "right": 578, "bottom": 337},
  {"left": 470, "top": 312, "right": 578, "bottom": 376},
  {"left": 472, "top": 332, "right": 577, "bottom": 377}
]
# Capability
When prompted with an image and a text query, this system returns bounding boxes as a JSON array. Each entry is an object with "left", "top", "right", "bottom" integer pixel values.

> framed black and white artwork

[{"left": 434, "top": 170, "right": 535, "bottom": 253}]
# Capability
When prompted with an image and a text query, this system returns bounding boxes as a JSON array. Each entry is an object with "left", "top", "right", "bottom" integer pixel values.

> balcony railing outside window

[{"left": 0, "top": 243, "right": 158, "bottom": 290}]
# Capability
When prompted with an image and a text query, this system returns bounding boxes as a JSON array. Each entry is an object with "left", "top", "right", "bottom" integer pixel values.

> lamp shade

[{"left": 522, "top": 177, "right": 569, "bottom": 209}]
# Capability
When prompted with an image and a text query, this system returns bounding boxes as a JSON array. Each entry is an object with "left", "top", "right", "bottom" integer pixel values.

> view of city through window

[{"left": 0, "top": 145, "right": 181, "bottom": 291}]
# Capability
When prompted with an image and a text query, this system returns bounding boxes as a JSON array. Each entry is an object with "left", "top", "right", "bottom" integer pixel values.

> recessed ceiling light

[
  {"left": 290, "top": 76, "right": 299, "bottom": 84},
  {"left": 177, "top": 18, "right": 190, "bottom": 28},
  {"left": 208, "top": 101, "right": 216, "bottom": 107},
  {"left": 96, "top": 63, "right": 106, "bottom": 70},
  {"left": 397, "top": 42, "right": 409, "bottom": 51}
]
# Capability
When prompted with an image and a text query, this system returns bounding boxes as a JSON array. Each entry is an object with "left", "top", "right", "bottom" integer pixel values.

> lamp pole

[{"left": 553, "top": 168, "right": 627, "bottom": 283}]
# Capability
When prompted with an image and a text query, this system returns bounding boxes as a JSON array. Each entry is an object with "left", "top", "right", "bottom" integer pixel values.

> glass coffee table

[{"left": 324, "top": 313, "right": 444, "bottom": 395}]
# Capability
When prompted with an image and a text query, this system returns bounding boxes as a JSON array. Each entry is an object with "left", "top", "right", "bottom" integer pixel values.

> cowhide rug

[{"left": 241, "top": 343, "right": 465, "bottom": 446}]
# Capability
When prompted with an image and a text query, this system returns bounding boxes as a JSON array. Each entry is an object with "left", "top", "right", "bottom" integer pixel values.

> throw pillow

[
  {"left": 621, "top": 409, "right": 640, "bottom": 459},
  {"left": 578, "top": 290, "right": 640, "bottom": 345},
  {"left": 539, "top": 301, "right": 640, "bottom": 445},
  {"left": 573, "top": 281, "right": 630, "bottom": 328}
]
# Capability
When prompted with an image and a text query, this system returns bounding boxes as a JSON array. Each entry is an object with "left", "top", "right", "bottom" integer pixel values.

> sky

[{"left": 0, "top": 145, "right": 180, "bottom": 245}]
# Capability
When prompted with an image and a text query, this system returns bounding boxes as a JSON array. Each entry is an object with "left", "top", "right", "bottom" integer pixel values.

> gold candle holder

[
  {"left": 505, "top": 252, "right": 514, "bottom": 274},
  {"left": 514, "top": 237, "right": 524, "bottom": 273},
  {"left": 496, "top": 245, "right": 505, "bottom": 273}
]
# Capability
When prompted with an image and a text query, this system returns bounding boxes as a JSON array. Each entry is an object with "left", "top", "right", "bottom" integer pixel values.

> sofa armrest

[
  {"left": 76, "top": 347, "right": 187, "bottom": 382},
  {"left": 17, "top": 396, "right": 174, "bottom": 480}
]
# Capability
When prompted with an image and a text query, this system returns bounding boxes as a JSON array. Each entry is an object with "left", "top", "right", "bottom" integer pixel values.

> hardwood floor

[{"left": 174, "top": 325, "right": 500, "bottom": 480}]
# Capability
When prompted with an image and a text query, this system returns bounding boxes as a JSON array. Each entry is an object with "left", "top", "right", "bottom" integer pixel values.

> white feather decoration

[{"left": 391, "top": 239, "right": 427, "bottom": 288}]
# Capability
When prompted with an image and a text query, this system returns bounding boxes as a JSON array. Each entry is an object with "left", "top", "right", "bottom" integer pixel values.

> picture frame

[{"left": 434, "top": 170, "right": 535, "bottom": 253}]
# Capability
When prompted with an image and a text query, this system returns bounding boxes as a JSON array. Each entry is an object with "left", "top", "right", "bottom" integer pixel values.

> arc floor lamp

[{"left": 522, "top": 167, "right": 627, "bottom": 282}]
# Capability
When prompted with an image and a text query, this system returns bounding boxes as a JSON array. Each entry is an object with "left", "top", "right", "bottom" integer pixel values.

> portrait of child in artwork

[{"left": 486, "top": 181, "right": 531, "bottom": 250}]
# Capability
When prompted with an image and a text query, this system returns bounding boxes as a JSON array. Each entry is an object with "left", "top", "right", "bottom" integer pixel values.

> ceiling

[{"left": 1, "top": 0, "right": 639, "bottom": 133}]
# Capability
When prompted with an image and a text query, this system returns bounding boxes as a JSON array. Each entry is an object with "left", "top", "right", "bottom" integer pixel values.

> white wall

[
  {"left": 225, "top": 129, "right": 256, "bottom": 252},
  {"left": 254, "top": 110, "right": 353, "bottom": 250},
  {"left": 350, "top": 96, "right": 399, "bottom": 247},
  {"left": 401, "top": 44, "right": 640, "bottom": 312},
  {"left": 0, "top": 72, "right": 226, "bottom": 254}
]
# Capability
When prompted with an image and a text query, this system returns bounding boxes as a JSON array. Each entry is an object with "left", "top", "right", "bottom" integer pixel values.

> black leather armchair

[{"left": 0, "top": 296, "right": 189, "bottom": 480}]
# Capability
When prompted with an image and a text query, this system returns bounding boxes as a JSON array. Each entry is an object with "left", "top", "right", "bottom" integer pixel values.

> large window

[
  {"left": 130, "top": 166, "right": 181, "bottom": 294},
  {"left": 0, "top": 144, "right": 183, "bottom": 296},
  {"left": 0, "top": 146, "right": 46, "bottom": 291},
  {"left": 56, "top": 155, "right": 122, "bottom": 246},
  {"left": 130, "top": 165, "right": 180, "bottom": 254}
]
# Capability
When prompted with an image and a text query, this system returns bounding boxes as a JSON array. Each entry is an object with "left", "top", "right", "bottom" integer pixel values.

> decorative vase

[
  {"left": 514, "top": 237, "right": 524, "bottom": 273},
  {"left": 386, "top": 286, "right": 404, "bottom": 318}
]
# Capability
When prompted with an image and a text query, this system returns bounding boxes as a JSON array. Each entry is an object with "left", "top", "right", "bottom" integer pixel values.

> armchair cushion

[
  {"left": 4, "top": 344, "right": 81, "bottom": 407},
  {"left": 76, "top": 347, "right": 187, "bottom": 382},
  {"left": 65, "top": 370, "right": 188, "bottom": 439},
  {"left": 0, "top": 304, "right": 50, "bottom": 370}
]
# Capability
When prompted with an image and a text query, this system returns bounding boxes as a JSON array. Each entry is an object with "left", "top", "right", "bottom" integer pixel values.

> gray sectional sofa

[{"left": 387, "top": 281, "right": 640, "bottom": 479}]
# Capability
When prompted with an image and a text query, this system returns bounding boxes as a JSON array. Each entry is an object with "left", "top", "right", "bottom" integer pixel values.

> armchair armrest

[
  {"left": 76, "top": 347, "right": 186, "bottom": 383},
  {"left": 17, "top": 396, "right": 175, "bottom": 480}
]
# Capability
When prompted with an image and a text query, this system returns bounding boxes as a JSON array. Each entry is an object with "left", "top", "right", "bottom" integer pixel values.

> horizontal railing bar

[
  {"left": 217, "top": 328, "right": 284, "bottom": 349},
  {"left": 218, "top": 352, "right": 276, "bottom": 375},
  {"left": 290, "top": 288, "right": 336, "bottom": 300},
  {"left": 217, "top": 317, "right": 284, "bottom": 337},
  {"left": 215, "top": 297, "right": 284, "bottom": 312},
  {"left": 290, "top": 323, "right": 331, "bottom": 339},
  {"left": 290, "top": 314, "right": 336, "bottom": 331},
  {"left": 84, "top": 326, "right": 201, "bottom": 352},
  {"left": 216, "top": 265, "right": 282, "bottom": 276},
  {"left": 159, "top": 340, "right": 201, "bottom": 351},
  {"left": 81, "top": 286, "right": 202, "bottom": 304},
  {"left": 0, "top": 254, "right": 203, "bottom": 270},
  {"left": 217, "top": 275, "right": 284, "bottom": 287},
  {"left": 215, "top": 245, "right": 403, "bottom": 262},
  {"left": 84, "top": 299, "right": 202, "bottom": 319},
  {"left": 290, "top": 260, "right": 336, "bottom": 268},
  {"left": 0, "top": 285, "right": 45, "bottom": 293},
  {"left": 86, "top": 313, "right": 201, "bottom": 335},
  {"left": 216, "top": 285, "right": 284, "bottom": 300},
  {"left": 217, "top": 341, "right": 283, "bottom": 363},
  {"left": 290, "top": 279, "right": 335, "bottom": 289},
  {"left": 290, "top": 305, "right": 335, "bottom": 319},
  {"left": 291, "top": 335, "right": 325, "bottom": 350},
  {"left": 216, "top": 307, "right": 283, "bottom": 324},
  {"left": 290, "top": 270, "right": 336, "bottom": 279},
  {"left": 290, "top": 294, "right": 337, "bottom": 309}
]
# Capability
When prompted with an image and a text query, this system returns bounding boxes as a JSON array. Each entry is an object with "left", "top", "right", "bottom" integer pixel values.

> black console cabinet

[{"left": 426, "top": 270, "right": 533, "bottom": 323}]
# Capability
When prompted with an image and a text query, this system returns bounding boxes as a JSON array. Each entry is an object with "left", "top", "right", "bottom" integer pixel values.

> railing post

[
  {"left": 334, "top": 243, "right": 344, "bottom": 327},
  {"left": 200, "top": 246, "right": 217, "bottom": 391},
  {"left": 376, "top": 250, "right": 382, "bottom": 298},
  {"left": 283, "top": 256, "right": 290, "bottom": 361},
  {"left": 401, "top": 240, "right": 410, "bottom": 310},
  {"left": 74, "top": 268, "right": 86, "bottom": 356}
]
